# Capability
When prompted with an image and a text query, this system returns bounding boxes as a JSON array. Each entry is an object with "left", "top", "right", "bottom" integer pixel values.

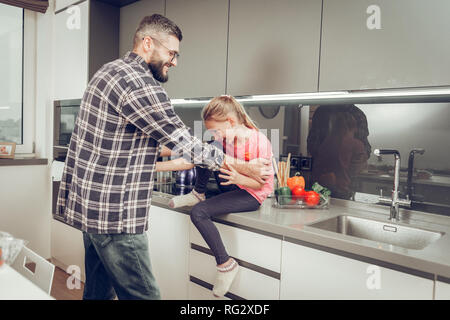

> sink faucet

[
  {"left": 405, "top": 148, "right": 425, "bottom": 201},
  {"left": 374, "top": 149, "right": 411, "bottom": 222}
]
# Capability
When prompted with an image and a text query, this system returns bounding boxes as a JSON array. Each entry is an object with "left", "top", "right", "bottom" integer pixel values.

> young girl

[{"left": 156, "top": 95, "right": 274, "bottom": 297}]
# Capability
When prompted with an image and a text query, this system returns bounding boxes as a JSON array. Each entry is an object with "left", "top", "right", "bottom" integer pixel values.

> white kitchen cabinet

[
  {"left": 147, "top": 205, "right": 190, "bottom": 299},
  {"left": 54, "top": 0, "right": 119, "bottom": 100},
  {"left": 435, "top": 280, "right": 450, "bottom": 300},
  {"left": 164, "top": 0, "right": 229, "bottom": 98},
  {"left": 51, "top": 219, "right": 85, "bottom": 282},
  {"left": 227, "top": 0, "right": 322, "bottom": 96},
  {"left": 319, "top": 0, "right": 450, "bottom": 91},
  {"left": 190, "top": 221, "right": 282, "bottom": 273},
  {"left": 188, "top": 281, "right": 230, "bottom": 300},
  {"left": 189, "top": 248, "right": 280, "bottom": 300},
  {"left": 280, "top": 241, "right": 434, "bottom": 299},
  {"left": 189, "top": 221, "right": 281, "bottom": 300},
  {"left": 55, "top": 0, "right": 81, "bottom": 12},
  {"left": 53, "top": 0, "right": 89, "bottom": 100}
]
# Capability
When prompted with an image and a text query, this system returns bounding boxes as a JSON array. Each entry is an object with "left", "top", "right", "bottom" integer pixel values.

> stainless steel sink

[{"left": 308, "top": 215, "right": 444, "bottom": 250}]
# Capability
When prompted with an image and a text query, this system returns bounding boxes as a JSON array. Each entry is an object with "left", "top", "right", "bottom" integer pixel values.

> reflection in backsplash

[
  {"left": 308, "top": 105, "right": 370, "bottom": 200},
  {"left": 308, "top": 103, "right": 450, "bottom": 216},
  {"left": 172, "top": 101, "right": 450, "bottom": 217}
]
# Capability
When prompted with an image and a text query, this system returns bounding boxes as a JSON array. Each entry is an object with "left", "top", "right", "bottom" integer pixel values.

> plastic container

[
  {"left": 272, "top": 194, "right": 329, "bottom": 209},
  {"left": 0, "top": 232, "right": 27, "bottom": 269}
]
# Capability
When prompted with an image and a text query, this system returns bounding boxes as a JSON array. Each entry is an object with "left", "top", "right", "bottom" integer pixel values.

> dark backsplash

[
  {"left": 308, "top": 103, "right": 450, "bottom": 216},
  {"left": 172, "top": 102, "right": 450, "bottom": 217}
]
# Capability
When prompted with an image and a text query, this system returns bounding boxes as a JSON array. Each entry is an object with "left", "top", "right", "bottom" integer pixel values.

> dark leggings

[{"left": 190, "top": 166, "right": 260, "bottom": 265}]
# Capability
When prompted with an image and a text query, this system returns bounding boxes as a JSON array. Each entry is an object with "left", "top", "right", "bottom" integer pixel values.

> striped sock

[
  {"left": 168, "top": 190, "right": 205, "bottom": 208},
  {"left": 213, "top": 258, "right": 239, "bottom": 297}
]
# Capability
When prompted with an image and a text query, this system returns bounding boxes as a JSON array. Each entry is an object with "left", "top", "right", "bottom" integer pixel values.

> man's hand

[
  {"left": 248, "top": 158, "right": 272, "bottom": 184},
  {"left": 223, "top": 156, "right": 272, "bottom": 185}
]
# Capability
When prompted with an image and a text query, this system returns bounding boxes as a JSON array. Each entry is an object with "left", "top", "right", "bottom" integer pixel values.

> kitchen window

[{"left": 0, "top": 3, "right": 35, "bottom": 154}]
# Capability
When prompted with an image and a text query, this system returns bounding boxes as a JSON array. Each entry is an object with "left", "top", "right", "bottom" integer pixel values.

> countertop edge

[{"left": 0, "top": 158, "right": 48, "bottom": 167}]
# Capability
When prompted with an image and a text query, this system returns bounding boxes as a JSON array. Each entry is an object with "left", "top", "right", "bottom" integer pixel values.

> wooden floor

[{"left": 50, "top": 266, "right": 85, "bottom": 300}]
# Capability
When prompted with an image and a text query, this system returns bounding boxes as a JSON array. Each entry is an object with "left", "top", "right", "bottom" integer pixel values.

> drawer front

[
  {"left": 281, "top": 241, "right": 433, "bottom": 300},
  {"left": 189, "top": 248, "right": 280, "bottom": 300},
  {"left": 435, "top": 280, "right": 450, "bottom": 300},
  {"left": 189, "top": 221, "right": 282, "bottom": 273},
  {"left": 188, "top": 281, "right": 230, "bottom": 300}
]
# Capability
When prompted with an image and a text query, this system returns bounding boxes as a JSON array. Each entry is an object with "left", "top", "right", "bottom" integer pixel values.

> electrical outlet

[
  {"left": 299, "top": 157, "right": 312, "bottom": 171},
  {"left": 279, "top": 155, "right": 312, "bottom": 172}
]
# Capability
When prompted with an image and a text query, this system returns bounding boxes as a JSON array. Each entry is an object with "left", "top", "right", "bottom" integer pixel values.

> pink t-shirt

[{"left": 224, "top": 129, "right": 274, "bottom": 204}]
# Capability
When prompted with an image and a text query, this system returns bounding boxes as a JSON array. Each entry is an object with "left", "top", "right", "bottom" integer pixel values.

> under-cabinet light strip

[{"left": 170, "top": 87, "right": 450, "bottom": 106}]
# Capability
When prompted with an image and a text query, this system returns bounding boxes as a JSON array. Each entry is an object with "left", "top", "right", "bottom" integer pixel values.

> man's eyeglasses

[{"left": 144, "top": 36, "right": 180, "bottom": 63}]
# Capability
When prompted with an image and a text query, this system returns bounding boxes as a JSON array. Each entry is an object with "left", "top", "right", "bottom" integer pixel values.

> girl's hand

[{"left": 218, "top": 164, "right": 243, "bottom": 186}]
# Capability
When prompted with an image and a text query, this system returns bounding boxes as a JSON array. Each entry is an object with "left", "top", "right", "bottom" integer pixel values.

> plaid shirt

[{"left": 56, "top": 51, "right": 224, "bottom": 234}]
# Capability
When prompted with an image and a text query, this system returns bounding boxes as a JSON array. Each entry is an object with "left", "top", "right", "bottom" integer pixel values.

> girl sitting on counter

[{"left": 155, "top": 95, "right": 274, "bottom": 297}]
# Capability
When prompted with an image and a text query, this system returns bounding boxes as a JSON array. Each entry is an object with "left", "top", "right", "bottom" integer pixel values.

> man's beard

[{"left": 148, "top": 60, "right": 169, "bottom": 83}]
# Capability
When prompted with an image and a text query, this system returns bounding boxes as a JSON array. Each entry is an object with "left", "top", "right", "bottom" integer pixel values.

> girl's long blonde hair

[{"left": 201, "top": 95, "right": 258, "bottom": 130}]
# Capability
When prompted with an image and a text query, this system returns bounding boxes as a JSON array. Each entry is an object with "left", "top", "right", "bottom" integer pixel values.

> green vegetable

[
  {"left": 276, "top": 187, "right": 292, "bottom": 205},
  {"left": 311, "top": 182, "right": 331, "bottom": 200}
]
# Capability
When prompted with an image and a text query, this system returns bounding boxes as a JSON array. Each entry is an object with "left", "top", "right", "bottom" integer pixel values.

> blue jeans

[{"left": 82, "top": 232, "right": 161, "bottom": 300}]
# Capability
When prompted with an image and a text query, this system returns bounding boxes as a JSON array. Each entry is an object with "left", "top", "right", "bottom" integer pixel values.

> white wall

[{"left": 36, "top": 0, "right": 55, "bottom": 160}]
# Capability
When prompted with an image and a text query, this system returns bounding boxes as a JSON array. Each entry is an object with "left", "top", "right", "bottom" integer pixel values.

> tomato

[
  {"left": 287, "top": 173, "right": 305, "bottom": 191},
  {"left": 291, "top": 186, "right": 306, "bottom": 200},
  {"left": 304, "top": 191, "right": 320, "bottom": 207}
]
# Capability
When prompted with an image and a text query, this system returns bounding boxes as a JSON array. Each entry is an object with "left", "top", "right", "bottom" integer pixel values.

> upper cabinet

[
  {"left": 119, "top": 0, "right": 165, "bottom": 57},
  {"left": 55, "top": 0, "right": 81, "bottom": 12},
  {"left": 163, "top": 0, "right": 229, "bottom": 99},
  {"left": 88, "top": 1, "right": 120, "bottom": 80},
  {"left": 54, "top": 0, "right": 119, "bottom": 100},
  {"left": 62, "top": 0, "right": 449, "bottom": 100},
  {"left": 54, "top": 0, "right": 89, "bottom": 100},
  {"left": 319, "top": 0, "right": 450, "bottom": 91},
  {"left": 226, "top": 0, "right": 322, "bottom": 96}
]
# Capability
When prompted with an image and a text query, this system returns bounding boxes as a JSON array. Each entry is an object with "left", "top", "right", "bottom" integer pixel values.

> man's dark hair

[{"left": 133, "top": 14, "right": 183, "bottom": 48}]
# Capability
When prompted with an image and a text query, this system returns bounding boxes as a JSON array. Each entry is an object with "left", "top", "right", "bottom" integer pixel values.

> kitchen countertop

[{"left": 151, "top": 191, "right": 450, "bottom": 280}]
